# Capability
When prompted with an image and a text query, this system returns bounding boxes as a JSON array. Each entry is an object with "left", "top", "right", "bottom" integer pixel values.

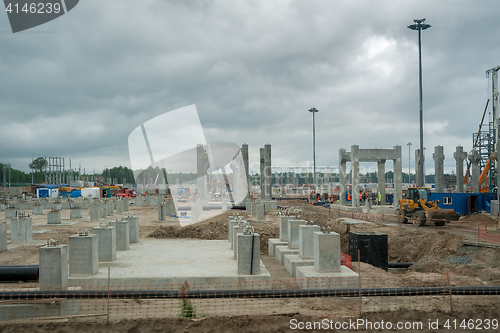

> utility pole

[
  {"left": 308, "top": 108, "right": 319, "bottom": 190},
  {"left": 407, "top": 142, "right": 412, "bottom": 184}
]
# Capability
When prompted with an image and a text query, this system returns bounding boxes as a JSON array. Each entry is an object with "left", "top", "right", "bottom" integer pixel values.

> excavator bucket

[{"left": 426, "top": 209, "right": 460, "bottom": 226}]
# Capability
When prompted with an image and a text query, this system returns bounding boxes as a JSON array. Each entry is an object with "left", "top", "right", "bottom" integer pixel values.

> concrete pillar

[
  {"left": 92, "top": 226, "right": 116, "bottom": 261},
  {"left": 69, "top": 234, "right": 99, "bottom": 275},
  {"left": 109, "top": 221, "right": 130, "bottom": 251},
  {"left": 232, "top": 225, "right": 245, "bottom": 259},
  {"left": 433, "top": 146, "right": 445, "bottom": 193},
  {"left": 264, "top": 144, "right": 272, "bottom": 200},
  {"left": 242, "top": 143, "right": 250, "bottom": 198},
  {"left": 350, "top": 145, "right": 360, "bottom": 208},
  {"left": 237, "top": 233, "right": 260, "bottom": 275},
  {"left": 70, "top": 208, "right": 82, "bottom": 219},
  {"left": 135, "top": 197, "right": 144, "bottom": 207},
  {"left": 89, "top": 205, "right": 99, "bottom": 222},
  {"left": 222, "top": 199, "right": 228, "bottom": 212},
  {"left": 197, "top": 144, "right": 207, "bottom": 202},
  {"left": 377, "top": 160, "right": 386, "bottom": 205},
  {"left": 279, "top": 215, "right": 295, "bottom": 241},
  {"left": 415, "top": 149, "right": 425, "bottom": 186},
  {"left": 394, "top": 145, "right": 403, "bottom": 205},
  {"left": 32, "top": 204, "right": 43, "bottom": 215},
  {"left": 288, "top": 219, "right": 306, "bottom": 249},
  {"left": 0, "top": 222, "right": 6, "bottom": 252},
  {"left": 299, "top": 225, "right": 321, "bottom": 259},
  {"left": 122, "top": 216, "right": 139, "bottom": 243},
  {"left": 47, "top": 211, "right": 61, "bottom": 224},
  {"left": 469, "top": 149, "right": 481, "bottom": 193},
  {"left": 314, "top": 231, "right": 341, "bottom": 273},
  {"left": 256, "top": 203, "right": 265, "bottom": 221},
  {"left": 39, "top": 245, "right": 68, "bottom": 290},
  {"left": 454, "top": 146, "right": 467, "bottom": 193}
]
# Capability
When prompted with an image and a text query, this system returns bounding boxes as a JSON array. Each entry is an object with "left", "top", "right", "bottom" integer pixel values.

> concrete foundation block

[
  {"left": 275, "top": 245, "right": 299, "bottom": 265},
  {"left": 314, "top": 232, "right": 341, "bottom": 273},
  {"left": 0, "top": 222, "right": 7, "bottom": 252},
  {"left": 69, "top": 234, "right": 99, "bottom": 275},
  {"left": 92, "top": 226, "right": 116, "bottom": 261},
  {"left": 123, "top": 198, "right": 129, "bottom": 211},
  {"left": 115, "top": 200, "right": 123, "bottom": 214},
  {"left": 47, "top": 211, "right": 61, "bottom": 224},
  {"left": 109, "top": 221, "right": 129, "bottom": 251},
  {"left": 70, "top": 208, "right": 82, "bottom": 219},
  {"left": 122, "top": 216, "right": 139, "bottom": 243},
  {"left": 232, "top": 226, "right": 245, "bottom": 259},
  {"left": 39, "top": 245, "right": 68, "bottom": 290},
  {"left": 262, "top": 201, "right": 278, "bottom": 210},
  {"left": 251, "top": 201, "right": 258, "bottom": 216},
  {"left": 228, "top": 220, "right": 240, "bottom": 244},
  {"left": 491, "top": 200, "right": 499, "bottom": 217},
  {"left": 237, "top": 233, "right": 260, "bottom": 275},
  {"left": 10, "top": 217, "right": 32, "bottom": 242},
  {"left": 287, "top": 220, "right": 306, "bottom": 249},
  {"left": 299, "top": 225, "right": 321, "bottom": 259},
  {"left": 268, "top": 238, "right": 287, "bottom": 257},
  {"left": 256, "top": 203, "right": 265, "bottom": 220},
  {"left": 106, "top": 202, "right": 114, "bottom": 216},
  {"left": 284, "top": 254, "right": 314, "bottom": 278},
  {"left": 279, "top": 216, "right": 295, "bottom": 241},
  {"left": 295, "top": 266, "right": 359, "bottom": 289},
  {"left": 5, "top": 208, "right": 17, "bottom": 219},
  {"left": 97, "top": 205, "right": 105, "bottom": 218},
  {"left": 135, "top": 198, "right": 144, "bottom": 207},
  {"left": 32, "top": 205, "right": 43, "bottom": 215},
  {"left": 89, "top": 205, "right": 99, "bottom": 222}
]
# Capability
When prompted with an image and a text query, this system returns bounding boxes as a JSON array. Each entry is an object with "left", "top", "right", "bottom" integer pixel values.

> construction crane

[{"left": 488, "top": 65, "right": 500, "bottom": 192}]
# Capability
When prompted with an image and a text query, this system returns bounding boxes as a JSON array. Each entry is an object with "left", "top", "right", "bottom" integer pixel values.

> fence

[{"left": 0, "top": 269, "right": 499, "bottom": 323}]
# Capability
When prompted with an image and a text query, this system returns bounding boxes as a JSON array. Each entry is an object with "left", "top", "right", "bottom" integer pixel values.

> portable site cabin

[
  {"left": 428, "top": 192, "right": 496, "bottom": 215},
  {"left": 80, "top": 187, "right": 100, "bottom": 199},
  {"left": 36, "top": 187, "right": 59, "bottom": 198}
]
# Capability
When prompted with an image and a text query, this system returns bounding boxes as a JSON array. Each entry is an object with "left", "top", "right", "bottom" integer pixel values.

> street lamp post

[
  {"left": 308, "top": 108, "right": 319, "bottom": 190},
  {"left": 407, "top": 142, "right": 412, "bottom": 185},
  {"left": 408, "top": 18, "right": 431, "bottom": 187}
]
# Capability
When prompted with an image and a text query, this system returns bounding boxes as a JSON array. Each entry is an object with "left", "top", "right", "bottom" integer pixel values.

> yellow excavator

[{"left": 397, "top": 187, "right": 460, "bottom": 227}]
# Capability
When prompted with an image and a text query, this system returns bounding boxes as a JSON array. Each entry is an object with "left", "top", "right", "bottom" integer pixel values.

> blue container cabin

[{"left": 428, "top": 192, "right": 497, "bottom": 215}]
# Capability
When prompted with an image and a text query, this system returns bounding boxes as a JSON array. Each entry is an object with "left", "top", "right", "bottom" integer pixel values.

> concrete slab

[
  {"left": 68, "top": 239, "right": 271, "bottom": 290},
  {"left": 267, "top": 238, "right": 287, "bottom": 256},
  {"left": 295, "top": 265, "right": 359, "bottom": 289},
  {"left": 283, "top": 254, "right": 313, "bottom": 278},
  {"left": 275, "top": 245, "right": 299, "bottom": 265}
]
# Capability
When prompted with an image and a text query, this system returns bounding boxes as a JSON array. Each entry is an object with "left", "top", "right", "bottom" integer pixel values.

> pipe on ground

[
  {"left": 0, "top": 265, "right": 39, "bottom": 282},
  {"left": 388, "top": 262, "right": 414, "bottom": 268},
  {"left": 1, "top": 286, "right": 499, "bottom": 300}
]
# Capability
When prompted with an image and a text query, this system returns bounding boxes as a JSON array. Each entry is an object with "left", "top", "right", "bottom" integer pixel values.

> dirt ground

[{"left": 1, "top": 197, "right": 500, "bottom": 331}]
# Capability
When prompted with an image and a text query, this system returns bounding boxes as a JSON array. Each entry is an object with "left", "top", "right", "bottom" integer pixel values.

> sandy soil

[{"left": 1, "top": 197, "right": 500, "bottom": 331}]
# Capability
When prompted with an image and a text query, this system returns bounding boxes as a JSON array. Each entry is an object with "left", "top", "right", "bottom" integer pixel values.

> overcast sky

[{"left": 1, "top": 0, "right": 500, "bottom": 178}]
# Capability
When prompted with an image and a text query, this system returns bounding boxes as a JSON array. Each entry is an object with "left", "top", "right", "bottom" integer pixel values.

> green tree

[{"left": 29, "top": 157, "right": 47, "bottom": 183}]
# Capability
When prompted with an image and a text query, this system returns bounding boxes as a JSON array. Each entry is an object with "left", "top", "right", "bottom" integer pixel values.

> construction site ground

[{"left": 1, "top": 198, "right": 500, "bottom": 332}]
